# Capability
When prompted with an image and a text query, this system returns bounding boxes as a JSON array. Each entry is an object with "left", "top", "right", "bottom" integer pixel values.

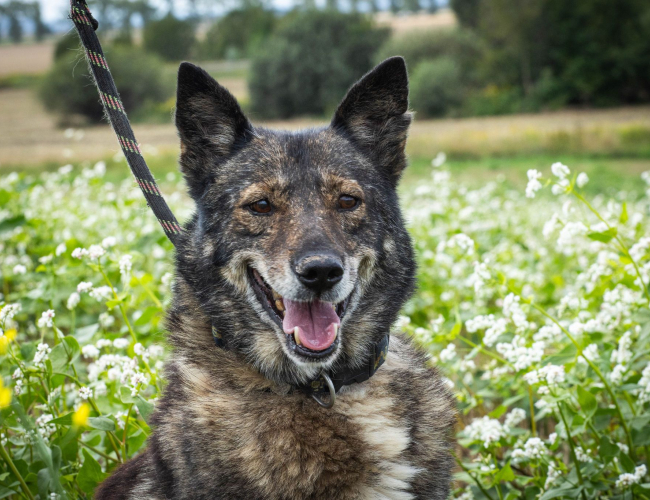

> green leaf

[
  {"left": 599, "top": 436, "right": 619, "bottom": 459},
  {"left": 74, "top": 324, "right": 99, "bottom": 344},
  {"left": 540, "top": 484, "right": 582, "bottom": 500},
  {"left": 48, "top": 344, "right": 68, "bottom": 371},
  {"left": 50, "top": 413, "right": 74, "bottom": 426},
  {"left": 493, "top": 463, "right": 515, "bottom": 483},
  {"left": 543, "top": 343, "right": 577, "bottom": 366},
  {"left": 577, "top": 386, "right": 597, "bottom": 418},
  {"left": 488, "top": 405, "right": 507, "bottom": 419},
  {"left": 87, "top": 417, "right": 115, "bottom": 432},
  {"left": 19, "top": 342, "right": 35, "bottom": 362},
  {"left": 620, "top": 202, "right": 628, "bottom": 223},
  {"left": 77, "top": 449, "right": 106, "bottom": 496},
  {"left": 37, "top": 468, "right": 50, "bottom": 499},
  {"left": 135, "top": 396, "right": 154, "bottom": 423},
  {"left": 0, "top": 486, "right": 17, "bottom": 499},
  {"left": 120, "top": 386, "right": 135, "bottom": 404},
  {"left": 134, "top": 306, "right": 161, "bottom": 327},
  {"left": 62, "top": 336, "right": 80, "bottom": 363},
  {"left": 619, "top": 453, "right": 636, "bottom": 473},
  {"left": 587, "top": 227, "right": 617, "bottom": 243}
]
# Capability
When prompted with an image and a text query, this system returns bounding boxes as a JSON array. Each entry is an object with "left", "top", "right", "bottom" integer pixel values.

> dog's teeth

[
  {"left": 275, "top": 299, "right": 285, "bottom": 312},
  {"left": 293, "top": 327, "right": 302, "bottom": 345},
  {"left": 272, "top": 290, "right": 282, "bottom": 300},
  {"left": 333, "top": 324, "right": 338, "bottom": 339},
  {"left": 331, "top": 303, "right": 336, "bottom": 310}
]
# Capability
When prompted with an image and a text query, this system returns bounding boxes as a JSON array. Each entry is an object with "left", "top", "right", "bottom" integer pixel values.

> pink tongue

[{"left": 282, "top": 299, "right": 340, "bottom": 351}]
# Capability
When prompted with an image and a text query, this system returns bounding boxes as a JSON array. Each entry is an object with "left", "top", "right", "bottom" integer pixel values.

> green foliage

[
  {"left": 449, "top": 0, "right": 650, "bottom": 113},
  {"left": 248, "top": 11, "right": 389, "bottom": 118},
  {"left": 39, "top": 46, "right": 174, "bottom": 123},
  {"left": 377, "top": 28, "right": 484, "bottom": 117},
  {"left": 198, "top": 7, "right": 276, "bottom": 61},
  {"left": 143, "top": 14, "right": 195, "bottom": 61},
  {"left": 53, "top": 32, "right": 82, "bottom": 62},
  {"left": 410, "top": 57, "right": 464, "bottom": 117}
]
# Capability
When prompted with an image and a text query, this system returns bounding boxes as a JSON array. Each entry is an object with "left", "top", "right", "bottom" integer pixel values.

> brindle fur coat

[{"left": 96, "top": 57, "right": 456, "bottom": 500}]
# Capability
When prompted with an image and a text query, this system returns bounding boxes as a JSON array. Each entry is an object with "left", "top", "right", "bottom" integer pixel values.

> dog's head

[{"left": 173, "top": 57, "right": 415, "bottom": 385}]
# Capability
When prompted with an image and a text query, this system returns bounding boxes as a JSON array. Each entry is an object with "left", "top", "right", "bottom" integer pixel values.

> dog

[{"left": 96, "top": 56, "right": 456, "bottom": 500}]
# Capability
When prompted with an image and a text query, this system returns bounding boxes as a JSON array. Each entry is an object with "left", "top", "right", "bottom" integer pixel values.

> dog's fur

[{"left": 96, "top": 57, "right": 456, "bottom": 500}]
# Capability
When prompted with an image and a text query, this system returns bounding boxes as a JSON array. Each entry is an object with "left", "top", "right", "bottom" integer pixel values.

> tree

[{"left": 143, "top": 13, "right": 195, "bottom": 61}]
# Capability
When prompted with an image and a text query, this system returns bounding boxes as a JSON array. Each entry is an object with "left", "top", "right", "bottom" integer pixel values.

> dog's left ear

[
  {"left": 175, "top": 62, "right": 252, "bottom": 195},
  {"left": 331, "top": 57, "right": 412, "bottom": 185}
]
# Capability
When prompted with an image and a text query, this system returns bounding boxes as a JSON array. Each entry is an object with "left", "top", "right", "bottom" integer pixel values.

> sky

[{"left": 39, "top": 0, "right": 291, "bottom": 24}]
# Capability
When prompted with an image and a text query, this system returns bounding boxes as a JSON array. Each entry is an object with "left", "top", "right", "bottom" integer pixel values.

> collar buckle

[{"left": 311, "top": 372, "right": 336, "bottom": 409}]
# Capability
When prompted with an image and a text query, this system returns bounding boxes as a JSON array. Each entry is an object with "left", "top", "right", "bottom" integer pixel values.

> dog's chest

[{"left": 190, "top": 382, "right": 419, "bottom": 500}]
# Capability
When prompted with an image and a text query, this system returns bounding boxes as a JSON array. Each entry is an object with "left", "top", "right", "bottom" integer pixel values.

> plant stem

[
  {"left": 573, "top": 191, "right": 650, "bottom": 303},
  {"left": 457, "top": 335, "right": 512, "bottom": 367},
  {"left": 455, "top": 457, "right": 496, "bottom": 500},
  {"left": 0, "top": 440, "right": 35, "bottom": 500},
  {"left": 557, "top": 402, "right": 588, "bottom": 500},
  {"left": 527, "top": 385, "right": 537, "bottom": 436},
  {"left": 78, "top": 441, "right": 119, "bottom": 463},
  {"left": 531, "top": 303, "right": 635, "bottom": 456}
]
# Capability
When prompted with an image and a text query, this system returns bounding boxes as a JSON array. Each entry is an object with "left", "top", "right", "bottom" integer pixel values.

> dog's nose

[{"left": 295, "top": 254, "right": 344, "bottom": 292}]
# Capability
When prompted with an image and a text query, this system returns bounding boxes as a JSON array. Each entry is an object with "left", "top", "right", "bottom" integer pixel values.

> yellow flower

[
  {"left": 0, "top": 329, "right": 16, "bottom": 355},
  {"left": 73, "top": 403, "right": 90, "bottom": 427},
  {"left": 0, "top": 380, "right": 11, "bottom": 408}
]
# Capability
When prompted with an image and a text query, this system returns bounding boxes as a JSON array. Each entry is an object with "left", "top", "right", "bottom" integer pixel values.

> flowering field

[{"left": 0, "top": 157, "right": 649, "bottom": 499}]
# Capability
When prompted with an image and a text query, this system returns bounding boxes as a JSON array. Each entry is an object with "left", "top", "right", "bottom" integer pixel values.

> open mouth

[{"left": 248, "top": 268, "right": 349, "bottom": 359}]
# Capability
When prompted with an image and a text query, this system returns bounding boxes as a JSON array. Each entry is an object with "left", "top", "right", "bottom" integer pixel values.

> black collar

[{"left": 211, "top": 324, "right": 389, "bottom": 408}]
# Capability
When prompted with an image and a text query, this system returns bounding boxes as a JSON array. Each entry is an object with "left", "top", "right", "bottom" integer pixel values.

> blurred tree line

[
  {"left": 38, "top": 0, "right": 650, "bottom": 123},
  {"left": 0, "top": 1, "right": 49, "bottom": 43}
]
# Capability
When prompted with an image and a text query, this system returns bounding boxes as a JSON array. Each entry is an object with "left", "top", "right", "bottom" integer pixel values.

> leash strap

[{"left": 69, "top": 0, "right": 182, "bottom": 246}]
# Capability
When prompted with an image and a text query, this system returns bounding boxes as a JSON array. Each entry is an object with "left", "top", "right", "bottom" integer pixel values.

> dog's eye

[
  {"left": 249, "top": 199, "right": 272, "bottom": 214},
  {"left": 338, "top": 195, "right": 359, "bottom": 210}
]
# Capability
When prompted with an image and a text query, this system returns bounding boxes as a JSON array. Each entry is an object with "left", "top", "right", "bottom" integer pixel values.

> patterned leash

[{"left": 69, "top": 0, "right": 182, "bottom": 246}]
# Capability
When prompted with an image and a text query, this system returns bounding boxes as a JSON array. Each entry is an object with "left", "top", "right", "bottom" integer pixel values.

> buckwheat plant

[
  {"left": 0, "top": 161, "right": 187, "bottom": 498},
  {"left": 404, "top": 159, "right": 650, "bottom": 499}
]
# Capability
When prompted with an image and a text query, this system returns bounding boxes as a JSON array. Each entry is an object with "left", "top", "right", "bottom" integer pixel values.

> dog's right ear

[{"left": 175, "top": 62, "right": 252, "bottom": 193}]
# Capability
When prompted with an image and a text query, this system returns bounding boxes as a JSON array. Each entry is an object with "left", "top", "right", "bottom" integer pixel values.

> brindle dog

[{"left": 96, "top": 57, "right": 456, "bottom": 500}]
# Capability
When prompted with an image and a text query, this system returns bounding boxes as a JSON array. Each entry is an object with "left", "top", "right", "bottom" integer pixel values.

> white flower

[
  {"left": 77, "top": 281, "right": 93, "bottom": 294},
  {"left": 523, "top": 364, "right": 565, "bottom": 387},
  {"left": 617, "top": 443, "right": 629, "bottom": 455},
  {"left": 439, "top": 343, "right": 456, "bottom": 362},
  {"left": 504, "top": 408, "right": 526, "bottom": 428},
  {"left": 578, "top": 343, "right": 598, "bottom": 365},
  {"left": 574, "top": 446, "right": 591, "bottom": 462},
  {"left": 55, "top": 243, "right": 67, "bottom": 256},
  {"left": 87, "top": 244, "right": 105, "bottom": 260},
  {"left": 576, "top": 172, "right": 589, "bottom": 188},
  {"left": 82, "top": 345, "right": 100, "bottom": 359},
  {"left": 557, "top": 221, "right": 588, "bottom": 252},
  {"left": 610, "top": 364, "right": 628, "bottom": 385},
  {"left": 615, "top": 465, "right": 646, "bottom": 489},
  {"left": 113, "top": 338, "right": 129, "bottom": 349},
  {"left": 396, "top": 316, "right": 411, "bottom": 330},
  {"left": 99, "top": 312, "right": 115, "bottom": 328},
  {"left": 12, "top": 264, "right": 26, "bottom": 275},
  {"left": 71, "top": 247, "right": 89, "bottom": 259},
  {"left": 551, "top": 178, "right": 570, "bottom": 195},
  {"left": 78, "top": 386, "right": 93, "bottom": 400},
  {"left": 548, "top": 433, "right": 558, "bottom": 445},
  {"left": 545, "top": 463, "right": 561, "bottom": 489},
  {"left": 511, "top": 437, "right": 547, "bottom": 461},
  {"left": 67, "top": 292, "right": 80, "bottom": 310},
  {"left": 525, "top": 169, "right": 543, "bottom": 198},
  {"left": 638, "top": 363, "right": 650, "bottom": 403},
  {"left": 551, "top": 162, "right": 570, "bottom": 179},
  {"left": 463, "top": 416, "right": 505, "bottom": 447},
  {"left": 37, "top": 310, "right": 55, "bottom": 328},
  {"left": 102, "top": 236, "right": 117, "bottom": 248},
  {"left": 34, "top": 343, "right": 52, "bottom": 367},
  {"left": 119, "top": 254, "right": 133, "bottom": 278},
  {"left": 0, "top": 303, "right": 21, "bottom": 324},
  {"left": 431, "top": 152, "right": 447, "bottom": 168},
  {"left": 89, "top": 286, "right": 112, "bottom": 301}
]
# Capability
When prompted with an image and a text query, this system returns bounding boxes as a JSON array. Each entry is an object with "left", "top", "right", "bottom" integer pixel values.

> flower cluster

[{"left": 402, "top": 158, "right": 650, "bottom": 498}]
